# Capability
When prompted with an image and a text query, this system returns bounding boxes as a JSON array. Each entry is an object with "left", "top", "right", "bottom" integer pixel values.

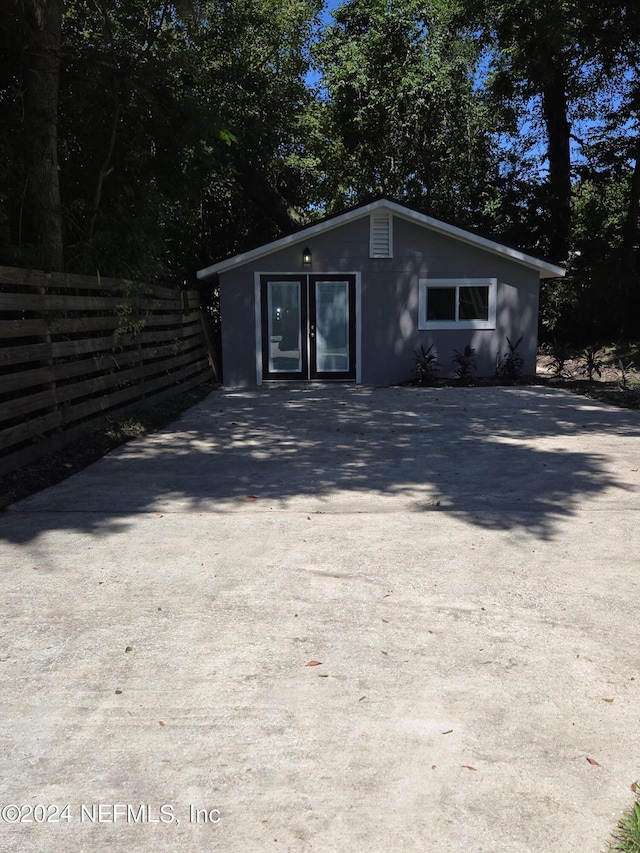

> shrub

[
  {"left": 579, "top": 345, "right": 604, "bottom": 381},
  {"left": 412, "top": 344, "right": 440, "bottom": 384},
  {"left": 546, "top": 338, "right": 573, "bottom": 378},
  {"left": 496, "top": 336, "right": 524, "bottom": 380},
  {"left": 451, "top": 345, "right": 477, "bottom": 379}
]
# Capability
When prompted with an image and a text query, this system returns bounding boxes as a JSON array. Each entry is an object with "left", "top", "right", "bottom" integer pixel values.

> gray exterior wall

[{"left": 218, "top": 214, "right": 540, "bottom": 387}]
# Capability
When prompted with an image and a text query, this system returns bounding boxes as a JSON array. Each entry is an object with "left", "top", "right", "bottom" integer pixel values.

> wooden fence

[{"left": 0, "top": 266, "right": 215, "bottom": 477}]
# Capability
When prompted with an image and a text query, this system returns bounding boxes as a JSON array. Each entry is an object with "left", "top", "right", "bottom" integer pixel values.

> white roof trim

[{"left": 196, "top": 198, "right": 566, "bottom": 280}]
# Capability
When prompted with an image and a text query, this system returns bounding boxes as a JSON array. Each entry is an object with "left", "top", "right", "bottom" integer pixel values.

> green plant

[
  {"left": 546, "top": 338, "right": 573, "bottom": 378},
  {"left": 413, "top": 344, "right": 440, "bottom": 384},
  {"left": 579, "top": 345, "right": 604, "bottom": 381},
  {"left": 451, "top": 344, "right": 477, "bottom": 379},
  {"left": 617, "top": 359, "right": 635, "bottom": 391},
  {"left": 609, "top": 798, "right": 640, "bottom": 852},
  {"left": 496, "top": 336, "right": 524, "bottom": 380}
]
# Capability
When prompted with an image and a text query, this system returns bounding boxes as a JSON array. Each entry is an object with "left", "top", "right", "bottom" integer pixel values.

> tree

[
  {"left": 313, "top": 0, "right": 499, "bottom": 224},
  {"left": 1, "top": 0, "right": 64, "bottom": 270},
  {"left": 0, "top": 0, "right": 322, "bottom": 277}
]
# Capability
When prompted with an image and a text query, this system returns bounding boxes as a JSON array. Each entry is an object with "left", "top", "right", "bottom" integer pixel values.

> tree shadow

[{"left": 1, "top": 385, "right": 636, "bottom": 544}]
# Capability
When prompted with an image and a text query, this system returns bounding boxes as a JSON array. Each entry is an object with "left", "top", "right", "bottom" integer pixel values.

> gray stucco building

[{"left": 197, "top": 198, "right": 565, "bottom": 387}]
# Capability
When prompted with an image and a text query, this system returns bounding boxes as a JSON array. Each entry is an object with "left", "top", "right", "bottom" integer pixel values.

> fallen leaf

[
  {"left": 318, "top": 674, "right": 328, "bottom": 678},
  {"left": 359, "top": 696, "right": 366, "bottom": 701},
  {"left": 115, "top": 688, "right": 122, "bottom": 695},
  {"left": 442, "top": 729, "right": 453, "bottom": 735},
  {"left": 305, "top": 660, "right": 322, "bottom": 667},
  {"left": 462, "top": 765, "right": 477, "bottom": 771},
  {"left": 382, "top": 618, "right": 389, "bottom": 623},
  {"left": 125, "top": 646, "right": 133, "bottom": 653},
  {"left": 381, "top": 650, "right": 388, "bottom": 656},
  {"left": 159, "top": 720, "right": 165, "bottom": 727},
  {"left": 586, "top": 757, "right": 601, "bottom": 766},
  {"left": 602, "top": 698, "right": 614, "bottom": 703},
  {"left": 631, "top": 782, "right": 638, "bottom": 793}
]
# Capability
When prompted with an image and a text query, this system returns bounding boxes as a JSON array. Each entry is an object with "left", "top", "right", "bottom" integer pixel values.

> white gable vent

[{"left": 369, "top": 211, "right": 393, "bottom": 258}]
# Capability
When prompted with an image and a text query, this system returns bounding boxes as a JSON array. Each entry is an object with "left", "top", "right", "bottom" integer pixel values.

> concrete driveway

[{"left": 1, "top": 385, "right": 639, "bottom": 852}]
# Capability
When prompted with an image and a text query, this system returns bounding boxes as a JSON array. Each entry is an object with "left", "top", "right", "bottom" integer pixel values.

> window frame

[{"left": 418, "top": 278, "right": 497, "bottom": 330}]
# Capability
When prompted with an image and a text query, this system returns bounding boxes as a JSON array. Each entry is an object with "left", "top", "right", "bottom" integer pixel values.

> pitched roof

[{"left": 196, "top": 197, "right": 566, "bottom": 280}]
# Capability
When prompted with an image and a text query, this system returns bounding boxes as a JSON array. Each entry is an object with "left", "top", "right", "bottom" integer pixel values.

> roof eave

[
  {"left": 196, "top": 200, "right": 384, "bottom": 279},
  {"left": 196, "top": 198, "right": 566, "bottom": 280}
]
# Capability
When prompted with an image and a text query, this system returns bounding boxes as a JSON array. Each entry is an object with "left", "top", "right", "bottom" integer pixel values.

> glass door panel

[
  {"left": 314, "top": 281, "right": 349, "bottom": 373},
  {"left": 309, "top": 275, "right": 356, "bottom": 380},
  {"left": 266, "top": 280, "right": 303, "bottom": 375}
]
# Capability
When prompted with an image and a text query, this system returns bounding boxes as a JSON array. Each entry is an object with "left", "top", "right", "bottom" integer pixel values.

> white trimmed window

[{"left": 418, "top": 278, "right": 497, "bottom": 330}]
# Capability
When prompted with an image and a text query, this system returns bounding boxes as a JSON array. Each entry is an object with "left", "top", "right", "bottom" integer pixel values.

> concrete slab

[{"left": 0, "top": 385, "right": 639, "bottom": 852}]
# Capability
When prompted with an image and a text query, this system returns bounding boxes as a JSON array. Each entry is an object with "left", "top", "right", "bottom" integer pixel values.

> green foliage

[
  {"left": 616, "top": 359, "right": 636, "bottom": 391},
  {"left": 546, "top": 338, "right": 574, "bottom": 378},
  {"left": 0, "top": 0, "right": 323, "bottom": 279},
  {"left": 496, "top": 336, "right": 524, "bottom": 380},
  {"left": 609, "top": 800, "right": 640, "bottom": 853},
  {"left": 313, "top": 0, "right": 499, "bottom": 221},
  {"left": 451, "top": 344, "right": 477, "bottom": 379},
  {"left": 412, "top": 344, "right": 440, "bottom": 385},
  {"left": 1, "top": 0, "right": 639, "bottom": 349},
  {"left": 579, "top": 345, "right": 604, "bottom": 380}
]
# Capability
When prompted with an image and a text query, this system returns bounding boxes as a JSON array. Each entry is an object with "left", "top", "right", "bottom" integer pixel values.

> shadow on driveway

[{"left": 2, "top": 385, "right": 638, "bottom": 543}]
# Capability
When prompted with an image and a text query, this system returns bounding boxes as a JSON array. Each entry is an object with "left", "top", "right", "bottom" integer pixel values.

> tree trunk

[
  {"left": 541, "top": 68, "right": 572, "bottom": 264},
  {"left": 620, "top": 131, "right": 640, "bottom": 275},
  {"left": 21, "top": 0, "right": 64, "bottom": 271},
  {"left": 618, "top": 131, "right": 640, "bottom": 335}
]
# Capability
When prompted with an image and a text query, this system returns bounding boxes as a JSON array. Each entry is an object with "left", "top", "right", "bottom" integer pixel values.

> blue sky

[{"left": 320, "top": 0, "right": 342, "bottom": 23}]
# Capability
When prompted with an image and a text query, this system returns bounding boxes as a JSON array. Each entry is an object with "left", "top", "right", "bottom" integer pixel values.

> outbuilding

[{"left": 196, "top": 197, "right": 565, "bottom": 386}]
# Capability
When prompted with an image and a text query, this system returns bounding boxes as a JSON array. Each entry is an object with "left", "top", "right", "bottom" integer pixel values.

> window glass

[
  {"left": 427, "top": 287, "right": 456, "bottom": 321},
  {"left": 268, "top": 281, "right": 301, "bottom": 372},
  {"left": 459, "top": 286, "right": 489, "bottom": 321},
  {"left": 315, "top": 281, "right": 349, "bottom": 372}
]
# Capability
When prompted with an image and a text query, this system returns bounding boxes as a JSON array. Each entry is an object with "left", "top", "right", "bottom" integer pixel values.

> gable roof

[{"left": 196, "top": 197, "right": 566, "bottom": 280}]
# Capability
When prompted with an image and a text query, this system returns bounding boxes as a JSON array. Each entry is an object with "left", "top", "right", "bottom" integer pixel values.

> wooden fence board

[
  {"left": 0, "top": 267, "right": 46, "bottom": 287},
  {"left": 0, "top": 319, "right": 50, "bottom": 338},
  {"left": 0, "top": 410, "right": 63, "bottom": 453},
  {"left": 0, "top": 342, "right": 53, "bottom": 366},
  {"left": 0, "top": 266, "right": 214, "bottom": 477},
  {"left": 49, "top": 315, "right": 124, "bottom": 335},
  {"left": 0, "top": 387, "right": 59, "bottom": 421},
  {"left": 0, "top": 366, "right": 53, "bottom": 394},
  {"left": 0, "top": 292, "right": 46, "bottom": 311},
  {"left": 0, "top": 370, "right": 210, "bottom": 478},
  {"left": 0, "top": 267, "right": 186, "bottom": 301}
]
